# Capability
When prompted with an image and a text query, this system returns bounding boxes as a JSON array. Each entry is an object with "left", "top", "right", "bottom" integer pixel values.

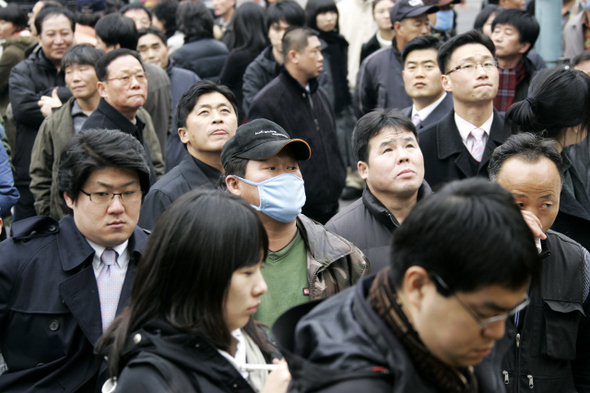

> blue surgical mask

[
  {"left": 236, "top": 174, "right": 306, "bottom": 223},
  {"left": 434, "top": 10, "right": 454, "bottom": 31}
]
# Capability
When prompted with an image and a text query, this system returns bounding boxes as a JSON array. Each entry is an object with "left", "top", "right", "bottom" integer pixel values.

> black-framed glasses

[
  {"left": 80, "top": 190, "right": 143, "bottom": 204},
  {"left": 430, "top": 271, "right": 529, "bottom": 329},
  {"left": 446, "top": 61, "right": 498, "bottom": 75},
  {"left": 106, "top": 72, "right": 149, "bottom": 86}
]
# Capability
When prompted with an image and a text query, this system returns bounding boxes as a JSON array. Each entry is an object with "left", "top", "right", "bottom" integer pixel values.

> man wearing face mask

[{"left": 223, "top": 119, "right": 370, "bottom": 327}]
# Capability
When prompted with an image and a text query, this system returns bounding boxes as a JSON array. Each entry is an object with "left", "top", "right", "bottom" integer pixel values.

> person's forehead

[
  {"left": 41, "top": 14, "right": 72, "bottom": 30},
  {"left": 124, "top": 8, "right": 150, "bottom": 18},
  {"left": 406, "top": 48, "right": 438, "bottom": 63},
  {"left": 306, "top": 35, "right": 321, "bottom": 48},
  {"left": 107, "top": 55, "right": 143, "bottom": 73},
  {"left": 370, "top": 126, "right": 416, "bottom": 145},
  {"left": 450, "top": 43, "right": 494, "bottom": 62},
  {"left": 498, "top": 155, "right": 561, "bottom": 183},
  {"left": 272, "top": 19, "right": 291, "bottom": 28},
  {"left": 139, "top": 33, "right": 165, "bottom": 46},
  {"left": 193, "top": 92, "right": 232, "bottom": 109}
]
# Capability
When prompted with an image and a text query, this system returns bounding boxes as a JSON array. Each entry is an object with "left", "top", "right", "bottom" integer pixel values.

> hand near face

[
  {"left": 261, "top": 358, "right": 291, "bottom": 393},
  {"left": 520, "top": 209, "right": 547, "bottom": 241},
  {"left": 38, "top": 88, "right": 62, "bottom": 117}
]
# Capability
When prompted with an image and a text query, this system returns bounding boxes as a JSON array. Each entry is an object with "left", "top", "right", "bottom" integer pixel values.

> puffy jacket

[
  {"left": 0, "top": 35, "right": 36, "bottom": 117},
  {"left": 242, "top": 46, "right": 281, "bottom": 115},
  {"left": 501, "top": 230, "right": 590, "bottom": 393},
  {"left": 172, "top": 36, "right": 229, "bottom": 81},
  {"left": 326, "top": 182, "right": 432, "bottom": 272}
]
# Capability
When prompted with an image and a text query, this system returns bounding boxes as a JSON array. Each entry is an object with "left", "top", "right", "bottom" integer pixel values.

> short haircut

[
  {"left": 401, "top": 35, "right": 442, "bottom": 65},
  {"left": 95, "top": 13, "right": 139, "bottom": 50},
  {"left": 176, "top": 80, "right": 238, "bottom": 129},
  {"left": 95, "top": 48, "right": 144, "bottom": 81},
  {"left": 223, "top": 156, "right": 249, "bottom": 178},
  {"left": 120, "top": 3, "right": 152, "bottom": 20},
  {"left": 58, "top": 129, "right": 151, "bottom": 205},
  {"left": 35, "top": 7, "right": 75, "bottom": 36},
  {"left": 573, "top": 50, "right": 590, "bottom": 67},
  {"left": 151, "top": 0, "right": 178, "bottom": 36},
  {"left": 282, "top": 26, "right": 318, "bottom": 64},
  {"left": 473, "top": 4, "right": 503, "bottom": 32},
  {"left": 488, "top": 133, "right": 564, "bottom": 183},
  {"left": 352, "top": 109, "right": 417, "bottom": 163},
  {"left": 137, "top": 26, "right": 168, "bottom": 46},
  {"left": 265, "top": 0, "right": 305, "bottom": 32},
  {"left": 305, "top": 0, "right": 338, "bottom": 33},
  {"left": 438, "top": 30, "right": 496, "bottom": 74},
  {"left": 176, "top": 1, "right": 214, "bottom": 39},
  {"left": 389, "top": 177, "right": 541, "bottom": 294},
  {"left": 62, "top": 44, "right": 104, "bottom": 69},
  {"left": 506, "top": 66, "right": 590, "bottom": 145},
  {"left": 0, "top": 4, "right": 29, "bottom": 32},
  {"left": 492, "top": 8, "right": 539, "bottom": 52}
]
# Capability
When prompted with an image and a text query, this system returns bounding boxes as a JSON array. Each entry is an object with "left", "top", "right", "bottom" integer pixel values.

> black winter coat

[{"left": 172, "top": 36, "right": 229, "bottom": 82}]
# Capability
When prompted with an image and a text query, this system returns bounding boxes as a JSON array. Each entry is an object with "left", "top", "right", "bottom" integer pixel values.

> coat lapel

[{"left": 436, "top": 111, "right": 472, "bottom": 178}]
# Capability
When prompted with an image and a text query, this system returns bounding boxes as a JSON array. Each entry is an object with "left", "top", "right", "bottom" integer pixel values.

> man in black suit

[
  {"left": 419, "top": 30, "right": 510, "bottom": 190},
  {"left": 400, "top": 35, "right": 453, "bottom": 131}
]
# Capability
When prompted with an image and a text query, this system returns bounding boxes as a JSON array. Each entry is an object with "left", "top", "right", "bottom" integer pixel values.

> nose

[
  {"left": 483, "top": 319, "right": 506, "bottom": 340},
  {"left": 318, "top": 51, "right": 324, "bottom": 62},
  {"left": 54, "top": 34, "right": 64, "bottom": 44},
  {"left": 421, "top": 22, "right": 430, "bottom": 35},
  {"left": 397, "top": 147, "right": 410, "bottom": 163},
  {"left": 254, "top": 269, "right": 268, "bottom": 296},
  {"left": 107, "top": 194, "right": 125, "bottom": 214},
  {"left": 211, "top": 109, "right": 223, "bottom": 123}
]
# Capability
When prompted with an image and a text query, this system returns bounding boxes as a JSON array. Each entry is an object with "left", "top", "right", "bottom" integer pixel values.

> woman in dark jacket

[
  {"left": 172, "top": 1, "right": 229, "bottom": 81},
  {"left": 99, "top": 190, "right": 290, "bottom": 393},
  {"left": 506, "top": 67, "right": 590, "bottom": 251},
  {"left": 219, "top": 3, "right": 268, "bottom": 123},
  {"left": 359, "top": 0, "right": 394, "bottom": 64}
]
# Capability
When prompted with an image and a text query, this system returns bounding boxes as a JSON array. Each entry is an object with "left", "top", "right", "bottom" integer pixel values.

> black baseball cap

[
  {"left": 390, "top": 0, "right": 439, "bottom": 24},
  {"left": 221, "top": 119, "right": 311, "bottom": 167}
]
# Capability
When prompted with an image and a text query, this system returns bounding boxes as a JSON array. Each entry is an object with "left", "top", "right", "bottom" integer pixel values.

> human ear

[
  {"left": 226, "top": 175, "right": 242, "bottom": 196},
  {"left": 358, "top": 161, "right": 369, "bottom": 181},
  {"left": 64, "top": 192, "right": 75, "bottom": 209}
]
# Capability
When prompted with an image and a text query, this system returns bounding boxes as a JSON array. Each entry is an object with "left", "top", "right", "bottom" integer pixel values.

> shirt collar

[
  {"left": 376, "top": 31, "right": 392, "bottom": 48},
  {"left": 411, "top": 92, "right": 447, "bottom": 121},
  {"left": 87, "top": 238, "right": 129, "bottom": 270},
  {"left": 455, "top": 111, "right": 494, "bottom": 144}
]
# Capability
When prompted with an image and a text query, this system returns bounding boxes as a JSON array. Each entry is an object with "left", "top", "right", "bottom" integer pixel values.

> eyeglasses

[
  {"left": 80, "top": 190, "right": 143, "bottom": 204},
  {"left": 430, "top": 272, "right": 530, "bottom": 329},
  {"left": 106, "top": 72, "right": 149, "bottom": 86},
  {"left": 446, "top": 61, "right": 498, "bottom": 75}
]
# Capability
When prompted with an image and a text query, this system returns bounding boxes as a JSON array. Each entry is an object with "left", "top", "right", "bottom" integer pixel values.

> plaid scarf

[
  {"left": 493, "top": 58, "right": 526, "bottom": 116},
  {"left": 367, "top": 268, "right": 478, "bottom": 393}
]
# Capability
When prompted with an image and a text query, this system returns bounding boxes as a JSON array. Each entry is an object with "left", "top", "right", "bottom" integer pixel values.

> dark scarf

[
  {"left": 318, "top": 31, "right": 352, "bottom": 113},
  {"left": 368, "top": 269, "right": 478, "bottom": 393},
  {"left": 493, "top": 57, "right": 526, "bottom": 116}
]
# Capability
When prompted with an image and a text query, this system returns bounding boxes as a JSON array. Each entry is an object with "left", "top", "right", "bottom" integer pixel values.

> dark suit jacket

[
  {"left": 419, "top": 108, "right": 509, "bottom": 190},
  {"left": 401, "top": 93, "right": 454, "bottom": 132},
  {"left": 0, "top": 215, "right": 148, "bottom": 392}
]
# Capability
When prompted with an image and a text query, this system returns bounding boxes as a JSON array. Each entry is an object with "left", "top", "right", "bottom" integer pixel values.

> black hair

[
  {"left": 62, "top": 43, "right": 104, "bottom": 69},
  {"left": 506, "top": 66, "right": 590, "bottom": 148},
  {"left": 0, "top": 4, "right": 29, "bottom": 32},
  {"left": 99, "top": 189, "right": 270, "bottom": 378},
  {"left": 151, "top": 0, "right": 178, "bottom": 37},
  {"left": 95, "top": 48, "right": 144, "bottom": 81},
  {"left": 58, "top": 129, "right": 151, "bottom": 206},
  {"left": 401, "top": 35, "right": 441, "bottom": 65},
  {"left": 265, "top": 0, "right": 305, "bottom": 33},
  {"left": 35, "top": 6, "right": 75, "bottom": 36},
  {"left": 176, "top": 1, "right": 214, "bottom": 40},
  {"left": 389, "top": 177, "right": 541, "bottom": 294},
  {"left": 176, "top": 80, "right": 238, "bottom": 128},
  {"left": 305, "top": 0, "right": 338, "bottom": 33},
  {"left": 352, "top": 109, "right": 417, "bottom": 163},
  {"left": 488, "top": 132, "right": 564, "bottom": 183},
  {"left": 282, "top": 26, "right": 318, "bottom": 64},
  {"left": 120, "top": 3, "right": 152, "bottom": 20},
  {"left": 573, "top": 49, "right": 590, "bottom": 67},
  {"left": 95, "top": 13, "right": 139, "bottom": 50},
  {"left": 232, "top": 2, "right": 269, "bottom": 52},
  {"left": 491, "top": 8, "right": 539, "bottom": 52},
  {"left": 438, "top": 30, "right": 496, "bottom": 74},
  {"left": 473, "top": 5, "right": 504, "bottom": 32},
  {"left": 223, "top": 156, "right": 249, "bottom": 178},
  {"left": 137, "top": 26, "right": 168, "bottom": 46}
]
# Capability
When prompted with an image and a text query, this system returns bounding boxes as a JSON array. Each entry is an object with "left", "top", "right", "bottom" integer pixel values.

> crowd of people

[{"left": 0, "top": 0, "right": 589, "bottom": 392}]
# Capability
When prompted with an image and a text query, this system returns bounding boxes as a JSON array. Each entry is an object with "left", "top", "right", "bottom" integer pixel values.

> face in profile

[
  {"left": 224, "top": 260, "right": 267, "bottom": 331},
  {"left": 294, "top": 35, "right": 324, "bottom": 80}
]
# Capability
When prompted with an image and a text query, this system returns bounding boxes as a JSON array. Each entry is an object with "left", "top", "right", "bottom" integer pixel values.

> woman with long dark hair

[
  {"left": 219, "top": 3, "right": 269, "bottom": 123},
  {"left": 506, "top": 66, "right": 590, "bottom": 251},
  {"left": 99, "top": 190, "right": 290, "bottom": 393}
]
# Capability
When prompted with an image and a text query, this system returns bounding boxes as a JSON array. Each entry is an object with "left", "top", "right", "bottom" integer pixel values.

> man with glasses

[
  {"left": 82, "top": 48, "right": 164, "bottom": 183},
  {"left": 489, "top": 133, "right": 590, "bottom": 393},
  {"left": 273, "top": 178, "right": 541, "bottom": 391},
  {"left": 419, "top": 30, "right": 510, "bottom": 190},
  {"left": 0, "top": 129, "right": 151, "bottom": 392}
]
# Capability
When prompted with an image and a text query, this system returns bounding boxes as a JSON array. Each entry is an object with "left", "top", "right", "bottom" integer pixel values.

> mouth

[
  {"left": 475, "top": 83, "right": 491, "bottom": 88},
  {"left": 108, "top": 221, "right": 126, "bottom": 228},
  {"left": 474, "top": 346, "right": 493, "bottom": 358},
  {"left": 397, "top": 169, "right": 415, "bottom": 178},
  {"left": 247, "top": 303, "right": 261, "bottom": 314},
  {"left": 211, "top": 129, "right": 228, "bottom": 136},
  {"left": 414, "top": 82, "right": 426, "bottom": 88}
]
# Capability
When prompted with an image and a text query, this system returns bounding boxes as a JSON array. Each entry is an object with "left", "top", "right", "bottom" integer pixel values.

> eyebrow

[
  {"left": 196, "top": 102, "right": 231, "bottom": 109},
  {"left": 94, "top": 180, "right": 138, "bottom": 188},
  {"left": 378, "top": 136, "right": 415, "bottom": 148},
  {"left": 458, "top": 55, "right": 494, "bottom": 63}
]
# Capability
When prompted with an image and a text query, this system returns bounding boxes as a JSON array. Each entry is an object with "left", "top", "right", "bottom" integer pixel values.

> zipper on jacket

[
  {"left": 503, "top": 370, "right": 509, "bottom": 385},
  {"left": 516, "top": 333, "right": 520, "bottom": 348},
  {"left": 527, "top": 374, "right": 533, "bottom": 389}
]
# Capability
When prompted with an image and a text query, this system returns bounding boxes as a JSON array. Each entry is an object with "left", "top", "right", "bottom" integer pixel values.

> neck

[
  {"left": 261, "top": 215, "right": 298, "bottom": 252},
  {"left": 497, "top": 55, "right": 523, "bottom": 70},
  {"left": 189, "top": 150, "right": 224, "bottom": 172},
  {"left": 76, "top": 93, "right": 100, "bottom": 112},
  {"left": 371, "top": 187, "right": 419, "bottom": 225},
  {"left": 414, "top": 91, "right": 444, "bottom": 111},
  {"left": 379, "top": 28, "right": 395, "bottom": 42},
  {"left": 285, "top": 64, "right": 309, "bottom": 88},
  {"left": 453, "top": 101, "right": 494, "bottom": 127},
  {"left": 396, "top": 37, "right": 406, "bottom": 53},
  {"left": 222, "top": 9, "right": 234, "bottom": 23},
  {"left": 272, "top": 48, "right": 284, "bottom": 65}
]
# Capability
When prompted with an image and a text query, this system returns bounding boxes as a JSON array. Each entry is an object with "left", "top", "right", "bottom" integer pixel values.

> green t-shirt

[{"left": 254, "top": 230, "right": 309, "bottom": 327}]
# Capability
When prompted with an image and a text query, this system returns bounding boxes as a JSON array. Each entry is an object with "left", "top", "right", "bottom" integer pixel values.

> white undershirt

[{"left": 410, "top": 92, "right": 447, "bottom": 122}]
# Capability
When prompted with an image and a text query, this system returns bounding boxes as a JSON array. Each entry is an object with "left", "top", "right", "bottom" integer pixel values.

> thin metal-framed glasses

[
  {"left": 430, "top": 271, "right": 530, "bottom": 329},
  {"left": 80, "top": 190, "right": 143, "bottom": 204},
  {"left": 106, "top": 72, "right": 149, "bottom": 86},
  {"left": 446, "top": 61, "right": 498, "bottom": 75}
]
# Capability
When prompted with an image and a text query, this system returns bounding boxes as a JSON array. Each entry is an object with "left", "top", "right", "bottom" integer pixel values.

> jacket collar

[
  {"left": 95, "top": 98, "right": 145, "bottom": 135},
  {"left": 280, "top": 68, "right": 319, "bottom": 95},
  {"left": 296, "top": 214, "right": 355, "bottom": 267}
]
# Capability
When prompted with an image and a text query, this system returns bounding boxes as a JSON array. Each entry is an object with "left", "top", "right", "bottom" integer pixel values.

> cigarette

[{"left": 239, "top": 364, "right": 281, "bottom": 371}]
